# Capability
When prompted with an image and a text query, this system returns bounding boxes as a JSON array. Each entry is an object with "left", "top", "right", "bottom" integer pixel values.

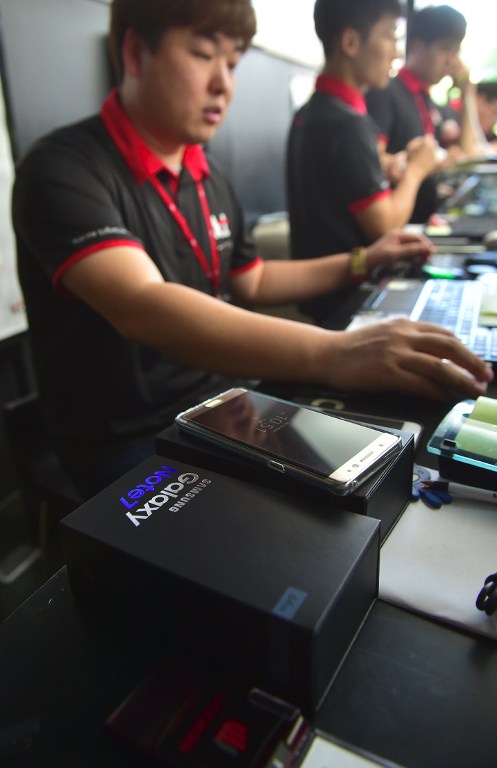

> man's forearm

[
  {"left": 391, "top": 164, "right": 428, "bottom": 220},
  {"left": 120, "top": 280, "right": 334, "bottom": 382},
  {"left": 459, "top": 82, "right": 489, "bottom": 155},
  {"left": 239, "top": 253, "right": 353, "bottom": 306}
]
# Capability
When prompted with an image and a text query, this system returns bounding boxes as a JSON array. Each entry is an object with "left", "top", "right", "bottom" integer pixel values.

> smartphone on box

[
  {"left": 175, "top": 388, "right": 402, "bottom": 495},
  {"left": 298, "top": 398, "right": 423, "bottom": 446}
]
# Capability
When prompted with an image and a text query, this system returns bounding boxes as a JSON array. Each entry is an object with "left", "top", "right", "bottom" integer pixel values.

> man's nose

[{"left": 210, "top": 59, "right": 234, "bottom": 94}]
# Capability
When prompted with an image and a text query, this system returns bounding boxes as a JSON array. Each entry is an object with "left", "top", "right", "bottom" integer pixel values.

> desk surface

[{"left": 1, "top": 567, "right": 497, "bottom": 767}]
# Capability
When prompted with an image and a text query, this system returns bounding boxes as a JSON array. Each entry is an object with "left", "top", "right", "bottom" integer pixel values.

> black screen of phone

[{"left": 187, "top": 391, "right": 388, "bottom": 478}]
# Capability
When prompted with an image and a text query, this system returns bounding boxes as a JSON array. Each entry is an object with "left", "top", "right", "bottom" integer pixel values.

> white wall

[{"left": 252, "top": 0, "right": 323, "bottom": 68}]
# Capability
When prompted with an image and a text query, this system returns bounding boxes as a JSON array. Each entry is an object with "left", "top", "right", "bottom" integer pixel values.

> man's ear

[
  {"left": 406, "top": 38, "right": 423, "bottom": 65},
  {"left": 340, "top": 27, "right": 362, "bottom": 59},
  {"left": 122, "top": 28, "right": 147, "bottom": 78}
]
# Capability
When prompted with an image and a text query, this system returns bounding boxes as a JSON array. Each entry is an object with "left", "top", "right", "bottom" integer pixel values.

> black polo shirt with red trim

[
  {"left": 365, "top": 68, "right": 446, "bottom": 223},
  {"left": 286, "top": 75, "right": 391, "bottom": 323},
  {"left": 13, "top": 88, "right": 259, "bottom": 448}
]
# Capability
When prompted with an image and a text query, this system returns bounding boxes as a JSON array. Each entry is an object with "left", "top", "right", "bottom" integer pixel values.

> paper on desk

[
  {"left": 380, "top": 469, "right": 497, "bottom": 641},
  {"left": 300, "top": 735, "right": 399, "bottom": 767}
]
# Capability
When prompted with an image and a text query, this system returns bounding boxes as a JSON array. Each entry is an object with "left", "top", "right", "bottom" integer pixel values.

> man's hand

[
  {"left": 406, "top": 135, "right": 439, "bottom": 178},
  {"left": 364, "top": 229, "right": 433, "bottom": 273},
  {"left": 448, "top": 55, "right": 470, "bottom": 90},
  {"left": 322, "top": 318, "right": 494, "bottom": 401},
  {"left": 384, "top": 150, "right": 408, "bottom": 184}
]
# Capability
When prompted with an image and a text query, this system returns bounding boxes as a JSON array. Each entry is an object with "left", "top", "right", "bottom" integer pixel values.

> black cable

[{"left": 476, "top": 572, "right": 497, "bottom": 616}]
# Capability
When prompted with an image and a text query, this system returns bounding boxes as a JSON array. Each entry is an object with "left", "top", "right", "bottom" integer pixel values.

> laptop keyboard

[{"left": 411, "top": 279, "right": 497, "bottom": 362}]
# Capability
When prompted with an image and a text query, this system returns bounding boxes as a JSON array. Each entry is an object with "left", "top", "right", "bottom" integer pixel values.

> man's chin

[
  {"left": 185, "top": 126, "right": 221, "bottom": 146},
  {"left": 370, "top": 76, "right": 391, "bottom": 90}
]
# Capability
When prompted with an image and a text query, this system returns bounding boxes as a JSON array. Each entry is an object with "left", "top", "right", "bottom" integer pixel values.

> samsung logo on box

[{"left": 119, "top": 465, "right": 211, "bottom": 527}]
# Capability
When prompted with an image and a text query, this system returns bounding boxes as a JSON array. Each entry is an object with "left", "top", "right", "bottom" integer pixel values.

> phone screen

[{"left": 183, "top": 391, "right": 391, "bottom": 479}]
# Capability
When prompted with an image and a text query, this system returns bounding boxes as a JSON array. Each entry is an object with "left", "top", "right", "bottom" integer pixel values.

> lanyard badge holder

[{"left": 426, "top": 396, "right": 497, "bottom": 490}]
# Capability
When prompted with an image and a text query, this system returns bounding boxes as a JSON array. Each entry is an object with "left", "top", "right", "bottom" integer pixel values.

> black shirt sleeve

[
  {"left": 12, "top": 127, "right": 143, "bottom": 285},
  {"left": 330, "top": 113, "right": 388, "bottom": 211}
]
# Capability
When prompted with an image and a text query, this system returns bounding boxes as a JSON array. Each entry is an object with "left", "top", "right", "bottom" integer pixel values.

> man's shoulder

[
  {"left": 203, "top": 151, "right": 230, "bottom": 182},
  {"left": 367, "top": 79, "right": 394, "bottom": 106},
  {"left": 366, "top": 76, "right": 413, "bottom": 117},
  {"left": 295, "top": 92, "right": 368, "bottom": 130},
  {"left": 17, "top": 114, "right": 108, "bottom": 173}
]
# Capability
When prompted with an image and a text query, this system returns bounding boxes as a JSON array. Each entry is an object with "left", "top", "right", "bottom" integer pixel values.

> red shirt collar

[
  {"left": 315, "top": 75, "right": 367, "bottom": 115},
  {"left": 398, "top": 66, "right": 430, "bottom": 96},
  {"left": 100, "top": 88, "right": 210, "bottom": 185}
]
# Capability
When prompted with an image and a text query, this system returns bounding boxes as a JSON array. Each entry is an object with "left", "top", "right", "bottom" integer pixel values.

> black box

[
  {"left": 437, "top": 455, "right": 497, "bottom": 491},
  {"left": 61, "top": 455, "right": 380, "bottom": 713},
  {"left": 155, "top": 425, "right": 414, "bottom": 542}
]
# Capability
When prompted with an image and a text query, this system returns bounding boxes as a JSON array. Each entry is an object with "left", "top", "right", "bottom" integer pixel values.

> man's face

[
  {"left": 477, "top": 94, "right": 497, "bottom": 136},
  {"left": 411, "top": 39, "right": 461, "bottom": 86},
  {"left": 355, "top": 15, "right": 399, "bottom": 90},
  {"left": 127, "top": 27, "right": 244, "bottom": 150}
]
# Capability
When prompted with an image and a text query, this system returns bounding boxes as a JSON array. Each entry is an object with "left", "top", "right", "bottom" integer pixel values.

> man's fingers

[{"left": 410, "top": 323, "right": 494, "bottom": 383}]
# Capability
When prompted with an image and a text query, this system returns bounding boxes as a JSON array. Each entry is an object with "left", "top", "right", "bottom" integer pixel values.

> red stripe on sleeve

[
  {"left": 52, "top": 239, "right": 144, "bottom": 293},
  {"left": 349, "top": 188, "right": 392, "bottom": 214},
  {"left": 229, "top": 256, "right": 263, "bottom": 278}
]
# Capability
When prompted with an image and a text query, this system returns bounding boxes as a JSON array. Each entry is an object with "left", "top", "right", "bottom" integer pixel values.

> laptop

[
  {"left": 425, "top": 169, "right": 497, "bottom": 242},
  {"left": 346, "top": 277, "right": 497, "bottom": 364}
]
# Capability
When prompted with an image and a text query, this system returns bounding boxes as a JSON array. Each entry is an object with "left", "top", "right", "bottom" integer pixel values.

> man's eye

[{"left": 193, "top": 49, "right": 213, "bottom": 61}]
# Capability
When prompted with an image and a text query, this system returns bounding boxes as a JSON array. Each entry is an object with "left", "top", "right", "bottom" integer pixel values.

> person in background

[
  {"left": 286, "top": 0, "right": 439, "bottom": 325},
  {"left": 475, "top": 81, "right": 497, "bottom": 150},
  {"left": 366, "top": 4, "right": 486, "bottom": 224},
  {"left": 12, "top": 0, "right": 492, "bottom": 499}
]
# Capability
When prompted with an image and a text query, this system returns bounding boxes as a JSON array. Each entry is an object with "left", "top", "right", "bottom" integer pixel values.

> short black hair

[
  {"left": 109, "top": 0, "right": 256, "bottom": 82},
  {"left": 407, "top": 5, "right": 466, "bottom": 48},
  {"left": 314, "top": 0, "right": 403, "bottom": 56},
  {"left": 477, "top": 81, "right": 497, "bottom": 102}
]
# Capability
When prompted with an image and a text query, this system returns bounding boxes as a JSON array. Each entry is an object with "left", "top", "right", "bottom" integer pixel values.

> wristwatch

[{"left": 350, "top": 247, "right": 368, "bottom": 281}]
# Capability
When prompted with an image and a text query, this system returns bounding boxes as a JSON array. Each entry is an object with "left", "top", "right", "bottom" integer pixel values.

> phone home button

[{"left": 267, "top": 459, "right": 285, "bottom": 473}]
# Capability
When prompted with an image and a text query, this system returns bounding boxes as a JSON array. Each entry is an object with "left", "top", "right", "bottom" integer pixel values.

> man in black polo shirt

[
  {"left": 287, "top": 0, "right": 439, "bottom": 324},
  {"left": 366, "top": 4, "right": 483, "bottom": 223},
  {"left": 12, "top": 0, "right": 493, "bottom": 498}
]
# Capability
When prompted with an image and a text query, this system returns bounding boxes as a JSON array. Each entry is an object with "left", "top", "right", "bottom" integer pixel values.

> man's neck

[
  {"left": 404, "top": 60, "right": 430, "bottom": 89},
  {"left": 120, "top": 89, "right": 186, "bottom": 170},
  {"left": 151, "top": 144, "right": 186, "bottom": 172},
  {"left": 321, "top": 59, "right": 363, "bottom": 92},
  {"left": 128, "top": 119, "right": 186, "bottom": 170}
]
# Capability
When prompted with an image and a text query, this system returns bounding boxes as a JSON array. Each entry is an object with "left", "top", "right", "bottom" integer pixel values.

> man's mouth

[{"left": 203, "top": 105, "right": 223, "bottom": 125}]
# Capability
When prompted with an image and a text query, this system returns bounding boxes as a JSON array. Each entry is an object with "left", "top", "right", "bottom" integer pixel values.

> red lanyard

[{"left": 150, "top": 175, "right": 221, "bottom": 295}]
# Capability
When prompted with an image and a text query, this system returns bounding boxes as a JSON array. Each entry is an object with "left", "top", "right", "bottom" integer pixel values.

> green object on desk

[
  {"left": 456, "top": 396, "right": 497, "bottom": 460},
  {"left": 427, "top": 397, "right": 497, "bottom": 475},
  {"left": 421, "top": 263, "right": 462, "bottom": 279}
]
